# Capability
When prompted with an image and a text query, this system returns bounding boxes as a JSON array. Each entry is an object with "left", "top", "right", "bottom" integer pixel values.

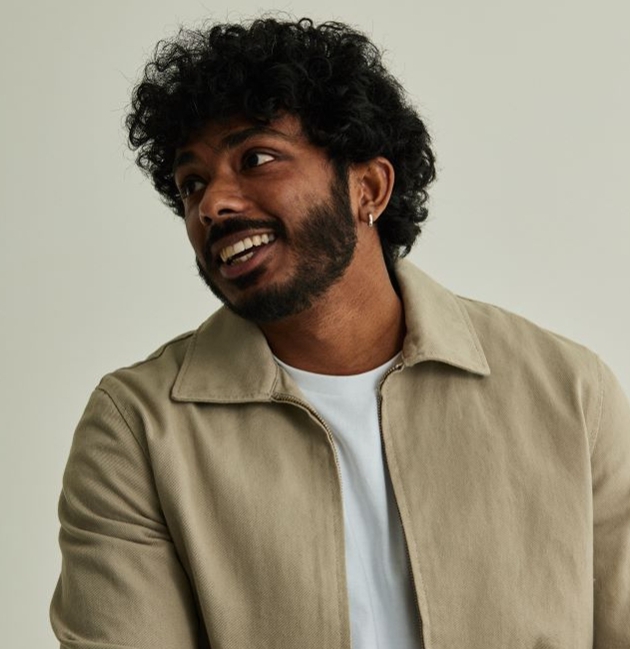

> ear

[{"left": 349, "top": 157, "right": 395, "bottom": 227}]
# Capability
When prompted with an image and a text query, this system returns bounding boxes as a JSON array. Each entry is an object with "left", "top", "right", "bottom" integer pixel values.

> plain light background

[{"left": 1, "top": 0, "right": 628, "bottom": 646}]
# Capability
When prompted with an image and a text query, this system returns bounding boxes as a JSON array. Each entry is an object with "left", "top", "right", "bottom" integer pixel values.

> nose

[{"left": 197, "top": 171, "right": 250, "bottom": 227}]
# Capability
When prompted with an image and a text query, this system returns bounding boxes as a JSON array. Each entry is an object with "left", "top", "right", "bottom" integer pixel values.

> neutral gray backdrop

[{"left": 1, "top": 0, "right": 628, "bottom": 646}]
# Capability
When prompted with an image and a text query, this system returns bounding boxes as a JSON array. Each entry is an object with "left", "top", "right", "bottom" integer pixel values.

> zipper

[
  {"left": 271, "top": 392, "right": 346, "bottom": 502},
  {"left": 271, "top": 392, "right": 349, "bottom": 645},
  {"left": 275, "top": 374, "right": 427, "bottom": 649},
  {"left": 377, "top": 363, "right": 426, "bottom": 649}
]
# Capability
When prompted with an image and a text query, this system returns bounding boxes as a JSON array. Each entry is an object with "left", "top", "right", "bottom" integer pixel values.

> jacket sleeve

[
  {"left": 50, "top": 386, "right": 200, "bottom": 649},
  {"left": 592, "top": 359, "right": 630, "bottom": 648}
]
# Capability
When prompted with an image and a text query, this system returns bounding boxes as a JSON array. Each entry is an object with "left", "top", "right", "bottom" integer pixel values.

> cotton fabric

[
  {"left": 51, "top": 261, "right": 630, "bottom": 649},
  {"left": 275, "top": 355, "right": 421, "bottom": 649}
]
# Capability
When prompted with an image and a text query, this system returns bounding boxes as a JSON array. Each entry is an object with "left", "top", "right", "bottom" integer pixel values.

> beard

[{"left": 195, "top": 173, "right": 358, "bottom": 323}]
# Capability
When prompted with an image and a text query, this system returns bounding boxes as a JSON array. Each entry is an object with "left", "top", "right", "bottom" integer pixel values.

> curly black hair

[{"left": 126, "top": 17, "right": 436, "bottom": 269}]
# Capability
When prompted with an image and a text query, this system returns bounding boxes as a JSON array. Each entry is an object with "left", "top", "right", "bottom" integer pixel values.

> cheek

[{"left": 184, "top": 217, "right": 205, "bottom": 258}]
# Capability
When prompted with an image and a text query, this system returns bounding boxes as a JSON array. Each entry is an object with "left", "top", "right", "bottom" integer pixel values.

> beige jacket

[{"left": 51, "top": 261, "right": 630, "bottom": 649}]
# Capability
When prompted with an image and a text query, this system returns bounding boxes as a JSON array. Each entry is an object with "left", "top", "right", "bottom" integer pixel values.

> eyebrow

[{"left": 172, "top": 125, "right": 295, "bottom": 174}]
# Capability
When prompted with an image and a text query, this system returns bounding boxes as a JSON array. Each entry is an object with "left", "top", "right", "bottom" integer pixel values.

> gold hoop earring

[{"left": 368, "top": 213, "right": 374, "bottom": 228}]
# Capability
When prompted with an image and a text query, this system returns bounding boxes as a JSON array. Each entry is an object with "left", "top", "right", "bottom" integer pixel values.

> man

[{"left": 51, "top": 17, "right": 630, "bottom": 649}]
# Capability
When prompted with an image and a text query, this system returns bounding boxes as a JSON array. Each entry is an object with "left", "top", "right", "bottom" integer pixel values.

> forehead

[
  {"left": 172, "top": 113, "right": 317, "bottom": 174},
  {"left": 181, "top": 113, "right": 304, "bottom": 152}
]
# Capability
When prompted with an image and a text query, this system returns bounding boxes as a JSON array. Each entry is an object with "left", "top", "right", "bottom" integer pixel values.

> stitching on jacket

[
  {"left": 175, "top": 330, "right": 200, "bottom": 391},
  {"left": 379, "top": 396, "right": 433, "bottom": 649},
  {"left": 589, "top": 356, "right": 606, "bottom": 457},
  {"left": 273, "top": 392, "right": 347, "bottom": 644},
  {"left": 146, "top": 331, "right": 194, "bottom": 361},
  {"left": 95, "top": 385, "right": 150, "bottom": 462},
  {"left": 332, "top": 441, "right": 346, "bottom": 648},
  {"left": 120, "top": 331, "right": 195, "bottom": 373},
  {"left": 176, "top": 330, "right": 278, "bottom": 401},
  {"left": 455, "top": 296, "right": 487, "bottom": 365}
]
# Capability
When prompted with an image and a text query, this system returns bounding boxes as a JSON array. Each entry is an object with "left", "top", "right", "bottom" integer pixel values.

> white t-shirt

[{"left": 275, "top": 355, "right": 421, "bottom": 649}]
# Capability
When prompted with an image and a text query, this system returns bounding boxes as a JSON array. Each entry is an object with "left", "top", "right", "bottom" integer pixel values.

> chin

[
  {"left": 196, "top": 259, "right": 287, "bottom": 322},
  {"left": 224, "top": 283, "right": 315, "bottom": 323}
]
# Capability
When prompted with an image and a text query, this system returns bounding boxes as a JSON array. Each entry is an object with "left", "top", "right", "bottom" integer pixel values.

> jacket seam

[
  {"left": 332, "top": 446, "right": 346, "bottom": 648},
  {"left": 175, "top": 329, "right": 200, "bottom": 393},
  {"left": 455, "top": 296, "right": 488, "bottom": 368},
  {"left": 589, "top": 356, "right": 606, "bottom": 457},
  {"left": 380, "top": 404, "right": 433, "bottom": 648},
  {"left": 95, "top": 386, "right": 150, "bottom": 462},
  {"left": 118, "top": 331, "right": 195, "bottom": 374},
  {"left": 273, "top": 390, "right": 347, "bottom": 645}
]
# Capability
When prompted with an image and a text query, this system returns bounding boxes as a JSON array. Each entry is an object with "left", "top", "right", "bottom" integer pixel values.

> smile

[{"left": 219, "top": 233, "right": 277, "bottom": 265}]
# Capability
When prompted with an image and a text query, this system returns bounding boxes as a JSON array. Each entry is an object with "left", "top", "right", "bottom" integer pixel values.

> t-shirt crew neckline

[{"left": 273, "top": 353, "right": 401, "bottom": 396}]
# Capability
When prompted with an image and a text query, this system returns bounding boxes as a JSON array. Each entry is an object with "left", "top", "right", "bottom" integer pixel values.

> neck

[{"left": 259, "top": 258, "right": 405, "bottom": 375}]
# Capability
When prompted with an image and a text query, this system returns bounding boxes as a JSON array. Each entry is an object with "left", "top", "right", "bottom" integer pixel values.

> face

[{"left": 173, "top": 114, "right": 359, "bottom": 323}]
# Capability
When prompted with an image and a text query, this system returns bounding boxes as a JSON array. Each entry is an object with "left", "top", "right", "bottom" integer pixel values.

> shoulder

[
  {"left": 396, "top": 260, "right": 601, "bottom": 383},
  {"left": 456, "top": 293, "right": 610, "bottom": 449},
  {"left": 94, "top": 308, "right": 232, "bottom": 414},
  {"left": 458, "top": 293, "right": 599, "bottom": 376},
  {"left": 97, "top": 329, "right": 195, "bottom": 404},
  {"left": 401, "top": 257, "right": 609, "bottom": 448}
]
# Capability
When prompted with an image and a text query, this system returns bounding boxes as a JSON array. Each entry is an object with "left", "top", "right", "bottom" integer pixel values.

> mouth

[
  {"left": 218, "top": 232, "right": 277, "bottom": 266},
  {"left": 211, "top": 231, "right": 279, "bottom": 281}
]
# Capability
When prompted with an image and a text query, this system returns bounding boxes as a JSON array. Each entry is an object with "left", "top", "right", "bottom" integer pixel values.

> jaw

[{"left": 196, "top": 244, "right": 288, "bottom": 310}]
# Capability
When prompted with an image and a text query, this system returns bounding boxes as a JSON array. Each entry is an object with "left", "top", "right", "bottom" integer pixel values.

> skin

[{"left": 174, "top": 113, "right": 405, "bottom": 375}]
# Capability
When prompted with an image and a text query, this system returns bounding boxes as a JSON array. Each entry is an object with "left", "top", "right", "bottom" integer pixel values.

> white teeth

[
  {"left": 231, "top": 251, "right": 254, "bottom": 265},
  {"left": 219, "top": 233, "right": 276, "bottom": 264}
]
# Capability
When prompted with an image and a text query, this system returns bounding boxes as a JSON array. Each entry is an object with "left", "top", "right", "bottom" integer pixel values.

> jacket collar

[
  {"left": 171, "top": 260, "right": 490, "bottom": 403},
  {"left": 395, "top": 261, "right": 490, "bottom": 375}
]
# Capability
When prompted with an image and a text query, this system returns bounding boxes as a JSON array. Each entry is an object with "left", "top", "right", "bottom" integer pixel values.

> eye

[
  {"left": 178, "top": 177, "right": 206, "bottom": 200},
  {"left": 242, "top": 151, "right": 275, "bottom": 170}
]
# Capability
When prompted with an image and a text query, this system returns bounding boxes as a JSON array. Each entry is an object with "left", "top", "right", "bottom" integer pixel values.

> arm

[
  {"left": 592, "top": 359, "right": 630, "bottom": 648},
  {"left": 50, "top": 387, "right": 200, "bottom": 649}
]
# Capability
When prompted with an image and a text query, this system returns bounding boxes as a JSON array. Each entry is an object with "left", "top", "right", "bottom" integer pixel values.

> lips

[
  {"left": 219, "top": 233, "right": 277, "bottom": 265},
  {"left": 203, "top": 225, "right": 280, "bottom": 282}
]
